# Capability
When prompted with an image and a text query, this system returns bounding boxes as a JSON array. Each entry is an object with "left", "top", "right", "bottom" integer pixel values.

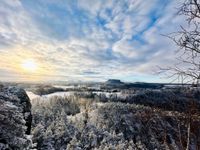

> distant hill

[
  {"left": 126, "top": 82, "right": 164, "bottom": 89},
  {"left": 104, "top": 79, "right": 164, "bottom": 89},
  {"left": 105, "top": 79, "right": 123, "bottom": 85}
]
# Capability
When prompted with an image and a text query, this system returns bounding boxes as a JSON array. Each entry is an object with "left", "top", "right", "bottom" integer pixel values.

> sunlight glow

[{"left": 21, "top": 59, "right": 38, "bottom": 73}]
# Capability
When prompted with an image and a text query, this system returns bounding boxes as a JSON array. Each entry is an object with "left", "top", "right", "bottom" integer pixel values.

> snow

[
  {"left": 26, "top": 91, "right": 40, "bottom": 100},
  {"left": 26, "top": 90, "right": 126, "bottom": 101},
  {"left": 26, "top": 91, "right": 73, "bottom": 100},
  {"left": 53, "top": 85, "right": 76, "bottom": 89}
]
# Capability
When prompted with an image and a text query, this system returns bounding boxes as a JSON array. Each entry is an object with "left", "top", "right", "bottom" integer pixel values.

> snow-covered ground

[
  {"left": 26, "top": 91, "right": 72, "bottom": 100},
  {"left": 26, "top": 91, "right": 133, "bottom": 100},
  {"left": 26, "top": 90, "right": 127, "bottom": 101},
  {"left": 92, "top": 91, "right": 121, "bottom": 97},
  {"left": 53, "top": 85, "right": 76, "bottom": 89},
  {"left": 26, "top": 91, "right": 40, "bottom": 100}
]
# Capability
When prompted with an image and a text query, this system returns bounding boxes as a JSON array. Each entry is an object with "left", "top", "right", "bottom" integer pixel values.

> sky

[{"left": 0, "top": 0, "right": 185, "bottom": 83}]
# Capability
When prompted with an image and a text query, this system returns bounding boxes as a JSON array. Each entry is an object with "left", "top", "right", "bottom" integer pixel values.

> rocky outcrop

[
  {"left": 104, "top": 79, "right": 125, "bottom": 89},
  {"left": 0, "top": 85, "right": 32, "bottom": 150},
  {"left": 106, "top": 79, "right": 123, "bottom": 85}
]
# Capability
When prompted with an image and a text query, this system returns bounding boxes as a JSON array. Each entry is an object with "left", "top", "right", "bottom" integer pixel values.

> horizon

[
  {"left": 0, "top": 79, "right": 191, "bottom": 85},
  {"left": 0, "top": 0, "right": 185, "bottom": 83}
]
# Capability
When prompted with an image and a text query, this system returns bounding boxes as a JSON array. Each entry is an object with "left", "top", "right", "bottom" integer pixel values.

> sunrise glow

[{"left": 21, "top": 59, "right": 38, "bottom": 73}]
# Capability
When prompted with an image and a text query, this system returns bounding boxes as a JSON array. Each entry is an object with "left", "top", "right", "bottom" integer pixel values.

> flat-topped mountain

[{"left": 105, "top": 79, "right": 124, "bottom": 85}]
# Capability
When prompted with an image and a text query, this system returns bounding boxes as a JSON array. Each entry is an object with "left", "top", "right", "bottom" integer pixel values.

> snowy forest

[{"left": 1, "top": 0, "right": 200, "bottom": 150}]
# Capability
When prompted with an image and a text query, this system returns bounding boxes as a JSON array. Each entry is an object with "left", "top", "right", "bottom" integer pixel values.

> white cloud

[
  {"left": 112, "top": 39, "right": 140, "bottom": 58},
  {"left": 0, "top": 0, "right": 187, "bottom": 82}
]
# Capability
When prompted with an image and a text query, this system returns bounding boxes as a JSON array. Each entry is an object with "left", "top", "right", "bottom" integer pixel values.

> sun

[{"left": 21, "top": 59, "right": 38, "bottom": 73}]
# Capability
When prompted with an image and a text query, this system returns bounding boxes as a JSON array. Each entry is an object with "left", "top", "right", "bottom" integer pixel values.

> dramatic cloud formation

[{"left": 0, "top": 0, "right": 185, "bottom": 82}]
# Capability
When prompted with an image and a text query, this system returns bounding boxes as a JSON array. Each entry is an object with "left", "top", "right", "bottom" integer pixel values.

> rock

[
  {"left": 104, "top": 79, "right": 125, "bottom": 89},
  {"left": 106, "top": 79, "right": 123, "bottom": 85},
  {"left": 0, "top": 85, "right": 32, "bottom": 149}
]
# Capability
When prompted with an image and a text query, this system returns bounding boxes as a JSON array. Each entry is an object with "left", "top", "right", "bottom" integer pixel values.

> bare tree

[
  {"left": 163, "top": 0, "right": 200, "bottom": 85},
  {"left": 160, "top": 1, "right": 200, "bottom": 149}
]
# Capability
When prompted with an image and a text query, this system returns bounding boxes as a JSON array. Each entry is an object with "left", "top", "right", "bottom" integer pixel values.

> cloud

[
  {"left": 112, "top": 38, "right": 140, "bottom": 58},
  {"left": 0, "top": 0, "right": 185, "bottom": 82}
]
